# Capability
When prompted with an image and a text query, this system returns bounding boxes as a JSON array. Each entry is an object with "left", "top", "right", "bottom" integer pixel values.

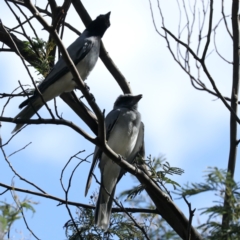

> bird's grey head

[
  {"left": 113, "top": 94, "right": 142, "bottom": 110},
  {"left": 87, "top": 12, "right": 111, "bottom": 38}
]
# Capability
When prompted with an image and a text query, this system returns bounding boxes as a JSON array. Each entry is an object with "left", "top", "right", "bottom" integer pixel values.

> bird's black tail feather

[
  {"left": 95, "top": 184, "right": 116, "bottom": 231},
  {"left": 12, "top": 103, "right": 42, "bottom": 133}
]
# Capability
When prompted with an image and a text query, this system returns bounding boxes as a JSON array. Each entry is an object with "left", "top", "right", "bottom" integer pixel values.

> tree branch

[
  {"left": 0, "top": 182, "right": 159, "bottom": 214},
  {"left": 0, "top": 116, "right": 95, "bottom": 143},
  {"left": 162, "top": 25, "right": 240, "bottom": 124},
  {"left": 222, "top": 0, "right": 239, "bottom": 232}
]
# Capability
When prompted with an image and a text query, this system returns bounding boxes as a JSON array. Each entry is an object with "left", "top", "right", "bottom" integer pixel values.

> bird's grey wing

[
  {"left": 117, "top": 121, "right": 145, "bottom": 182},
  {"left": 85, "top": 109, "right": 121, "bottom": 196},
  {"left": 19, "top": 38, "right": 94, "bottom": 109},
  {"left": 105, "top": 109, "right": 122, "bottom": 140},
  {"left": 38, "top": 38, "right": 93, "bottom": 93}
]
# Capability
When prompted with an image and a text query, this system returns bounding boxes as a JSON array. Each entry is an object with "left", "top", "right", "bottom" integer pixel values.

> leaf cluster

[
  {"left": 120, "top": 156, "right": 184, "bottom": 200},
  {"left": 0, "top": 194, "right": 37, "bottom": 238},
  {"left": 22, "top": 37, "right": 55, "bottom": 78},
  {"left": 179, "top": 167, "right": 240, "bottom": 239},
  {"left": 64, "top": 193, "right": 144, "bottom": 240}
]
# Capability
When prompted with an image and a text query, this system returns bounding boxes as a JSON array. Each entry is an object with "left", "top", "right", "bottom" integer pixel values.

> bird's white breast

[
  {"left": 39, "top": 72, "right": 77, "bottom": 102},
  {"left": 76, "top": 36, "right": 100, "bottom": 80},
  {"left": 109, "top": 112, "right": 139, "bottom": 156},
  {"left": 101, "top": 111, "right": 140, "bottom": 166}
]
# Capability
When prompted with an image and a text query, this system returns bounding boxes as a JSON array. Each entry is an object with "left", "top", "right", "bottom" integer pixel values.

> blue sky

[{"left": 0, "top": 0, "right": 238, "bottom": 239}]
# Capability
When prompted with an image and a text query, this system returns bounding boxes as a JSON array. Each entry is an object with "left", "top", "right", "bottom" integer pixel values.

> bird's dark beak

[
  {"left": 131, "top": 94, "right": 143, "bottom": 105},
  {"left": 105, "top": 12, "right": 111, "bottom": 19}
]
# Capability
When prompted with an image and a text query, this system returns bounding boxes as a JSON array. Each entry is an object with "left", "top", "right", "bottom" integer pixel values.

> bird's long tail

[
  {"left": 95, "top": 184, "right": 116, "bottom": 231},
  {"left": 11, "top": 104, "right": 42, "bottom": 133}
]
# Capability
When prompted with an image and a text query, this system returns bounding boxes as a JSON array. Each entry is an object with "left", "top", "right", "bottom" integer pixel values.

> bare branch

[
  {"left": 60, "top": 151, "right": 91, "bottom": 240},
  {"left": 162, "top": 27, "right": 240, "bottom": 124},
  {"left": 162, "top": 27, "right": 201, "bottom": 61},
  {"left": 213, "top": 17, "right": 232, "bottom": 64},
  {"left": 183, "top": 196, "right": 196, "bottom": 240},
  {"left": 148, "top": 0, "right": 164, "bottom": 37},
  {"left": 221, "top": 0, "right": 233, "bottom": 39},
  {"left": 0, "top": 116, "right": 95, "bottom": 143},
  {"left": 13, "top": 2, "right": 39, "bottom": 42},
  {"left": 1, "top": 86, "right": 21, "bottom": 117},
  {"left": 0, "top": 21, "right": 55, "bottom": 119},
  {"left": 10, "top": 189, "right": 40, "bottom": 240},
  {"left": 60, "top": 92, "right": 98, "bottom": 135},
  {"left": 202, "top": 0, "right": 213, "bottom": 60},
  {"left": 0, "top": 146, "right": 46, "bottom": 194},
  {"left": 0, "top": 93, "right": 31, "bottom": 98},
  {"left": 8, "top": 142, "right": 31, "bottom": 158},
  {"left": 0, "top": 182, "right": 159, "bottom": 214},
  {"left": 222, "top": 0, "right": 239, "bottom": 231}
]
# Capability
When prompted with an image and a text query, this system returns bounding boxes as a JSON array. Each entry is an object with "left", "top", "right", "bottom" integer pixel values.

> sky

[{"left": 0, "top": 0, "right": 238, "bottom": 239}]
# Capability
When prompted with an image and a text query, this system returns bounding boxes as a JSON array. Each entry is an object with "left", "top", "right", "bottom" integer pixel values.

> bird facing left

[{"left": 11, "top": 12, "right": 111, "bottom": 133}]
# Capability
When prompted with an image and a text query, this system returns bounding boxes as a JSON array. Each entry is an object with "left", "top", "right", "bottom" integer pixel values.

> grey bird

[
  {"left": 12, "top": 12, "right": 111, "bottom": 133},
  {"left": 85, "top": 94, "right": 145, "bottom": 231}
]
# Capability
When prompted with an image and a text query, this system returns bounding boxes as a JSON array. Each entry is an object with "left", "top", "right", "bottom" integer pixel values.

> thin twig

[
  {"left": 10, "top": 189, "right": 40, "bottom": 240},
  {"left": 13, "top": 2, "right": 39, "bottom": 40},
  {"left": 0, "top": 182, "right": 158, "bottom": 213},
  {"left": 221, "top": 0, "right": 233, "bottom": 39},
  {"left": 8, "top": 142, "right": 32, "bottom": 157},
  {"left": 0, "top": 21, "right": 55, "bottom": 119},
  {"left": 60, "top": 150, "right": 88, "bottom": 240},
  {"left": 183, "top": 195, "right": 196, "bottom": 240},
  {"left": 0, "top": 147, "right": 46, "bottom": 193},
  {"left": 0, "top": 116, "right": 95, "bottom": 143},
  {"left": 53, "top": 97, "right": 62, "bottom": 119},
  {"left": 213, "top": 20, "right": 232, "bottom": 64},
  {"left": 1, "top": 86, "right": 22, "bottom": 117},
  {"left": 162, "top": 26, "right": 240, "bottom": 124}
]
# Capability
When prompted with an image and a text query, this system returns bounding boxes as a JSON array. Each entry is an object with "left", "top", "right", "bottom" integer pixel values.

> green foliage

[
  {"left": 65, "top": 157, "right": 184, "bottom": 239},
  {"left": 146, "top": 156, "right": 184, "bottom": 189},
  {"left": 119, "top": 194, "right": 181, "bottom": 240},
  {"left": 118, "top": 156, "right": 183, "bottom": 239},
  {"left": 64, "top": 193, "right": 144, "bottom": 240},
  {"left": 120, "top": 156, "right": 184, "bottom": 200},
  {"left": 65, "top": 160, "right": 240, "bottom": 239},
  {"left": 139, "top": 214, "right": 181, "bottom": 240},
  {"left": 179, "top": 167, "right": 240, "bottom": 240},
  {"left": 22, "top": 37, "right": 55, "bottom": 77},
  {"left": 0, "top": 194, "right": 37, "bottom": 238}
]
